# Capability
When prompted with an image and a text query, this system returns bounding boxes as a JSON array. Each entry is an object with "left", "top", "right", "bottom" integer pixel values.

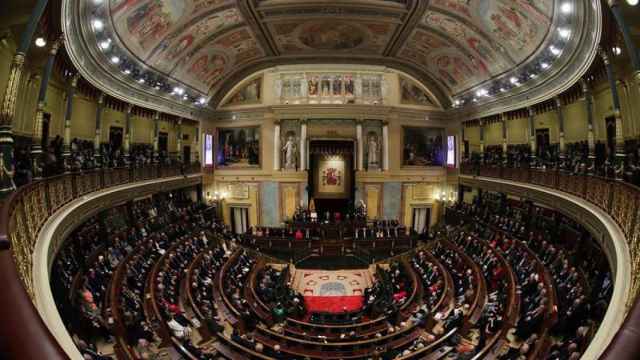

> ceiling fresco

[{"left": 64, "top": 0, "right": 599, "bottom": 117}]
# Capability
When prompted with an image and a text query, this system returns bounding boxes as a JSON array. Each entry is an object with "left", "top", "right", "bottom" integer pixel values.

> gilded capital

[
  {"left": 71, "top": 74, "right": 80, "bottom": 88},
  {"left": 599, "top": 47, "right": 611, "bottom": 65}
]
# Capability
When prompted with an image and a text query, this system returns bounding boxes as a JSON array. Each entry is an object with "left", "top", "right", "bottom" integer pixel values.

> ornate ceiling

[{"left": 62, "top": 0, "right": 601, "bottom": 119}]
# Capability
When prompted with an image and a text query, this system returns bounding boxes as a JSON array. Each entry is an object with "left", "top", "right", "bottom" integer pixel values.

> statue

[
  {"left": 367, "top": 132, "right": 379, "bottom": 169},
  {"left": 282, "top": 132, "right": 297, "bottom": 170}
]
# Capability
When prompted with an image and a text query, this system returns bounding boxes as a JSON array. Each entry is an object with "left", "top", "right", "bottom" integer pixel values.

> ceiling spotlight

[
  {"left": 183, "top": 95, "right": 189, "bottom": 100},
  {"left": 558, "top": 28, "right": 571, "bottom": 39},
  {"left": 173, "top": 87, "right": 184, "bottom": 95},
  {"left": 110, "top": 56, "right": 120, "bottom": 64},
  {"left": 560, "top": 3, "right": 572, "bottom": 14},
  {"left": 530, "top": 73, "right": 537, "bottom": 79},
  {"left": 475, "top": 88, "right": 488, "bottom": 97},
  {"left": 510, "top": 77, "right": 519, "bottom": 85},
  {"left": 92, "top": 19, "right": 104, "bottom": 31},
  {"left": 138, "top": 78, "right": 145, "bottom": 84},
  {"left": 613, "top": 47, "right": 622, "bottom": 55},
  {"left": 541, "top": 62, "right": 550, "bottom": 69},
  {"left": 35, "top": 37, "right": 46, "bottom": 47},
  {"left": 549, "top": 45, "right": 562, "bottom": 56},
  {"left": 626, "top": 0, "right": 638, "bottom": 5},
  {"left": 198, "top": 97, "right": 207, "bottom": 105},
  {"left": 500, "top": 88, "right": 507, "bottom": 93},
  {"left": 99, "top": 39, "right": 111, "bottom": 50},
  {"left": 123, "top": 68, "right": 131, "bottom": 74}
]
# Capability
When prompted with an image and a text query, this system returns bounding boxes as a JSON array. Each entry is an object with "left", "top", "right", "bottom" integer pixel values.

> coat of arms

[{"left": 322, "top": 168, "right": 342, "bottom": 186}]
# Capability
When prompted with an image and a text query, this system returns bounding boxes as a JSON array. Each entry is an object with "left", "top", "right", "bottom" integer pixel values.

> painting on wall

[
  {"left": 223, "top": 77, "right": 262, "bottom": 107},
  {"left": 400, "top": 77, "right": 436, "bottom": 106},
  {"left": 216, "top": 126, "right": 260, "bottom": 168},
  {"left": 402, "top": 127, "right": 445, "bottom": 167}
]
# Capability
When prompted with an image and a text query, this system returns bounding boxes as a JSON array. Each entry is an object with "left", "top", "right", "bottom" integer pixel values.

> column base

[{"left": 30, "top": 144, "right": 44, "bottom": 180}]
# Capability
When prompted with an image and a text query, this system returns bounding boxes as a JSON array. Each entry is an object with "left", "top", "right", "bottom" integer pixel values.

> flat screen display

[
  {"left": 447, "top": 135, "right": 456, "bottom": 167},
  {"left": 204, "top": 134, "right": 213, "bottom": 166}
]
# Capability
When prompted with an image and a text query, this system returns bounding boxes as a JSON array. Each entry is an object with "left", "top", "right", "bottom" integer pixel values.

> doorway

[
  {"left": 183, "top": 146, "right": 191, "bottom": 164},
  {"left": 109, "top": 127, "right": 123, "bottom": 150},
  {"left": 230, "top": 206, "right": 249, "bottom": 234},
  {"left": 159, "top": 132, "right": 168, "bottom": 155},
  {"left": 42, "top": 113, "right": 51, "bottom": 148},
  {"left": 535, "top": 129, "right": 550, "bottom": 157},
  {"left": 605, "top": 116, "right": 616, "bottom": 157},
  {"left": 412, "top": 207, "right": 431, "bottom": 235}
]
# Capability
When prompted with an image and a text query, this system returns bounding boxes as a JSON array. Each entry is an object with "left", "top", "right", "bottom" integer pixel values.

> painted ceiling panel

[
  {"left": 397, "top": 0, "right": 555, "bottom": 94},
  {"left": 268, "top": 20, "right": 399, "bottom": 55},
  {"left": 64, "top": 0, "right": 599, "bottom": 116}
]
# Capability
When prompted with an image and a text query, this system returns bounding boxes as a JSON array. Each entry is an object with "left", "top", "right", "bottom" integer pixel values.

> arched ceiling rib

[{"left": 62, "top": 0, "right": 600, "bottom": 118}]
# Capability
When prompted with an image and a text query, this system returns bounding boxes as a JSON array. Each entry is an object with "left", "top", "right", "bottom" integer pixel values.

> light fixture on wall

[
  {"left": 627, "top": 0, "right": 638, "bottom": 6},
  {"left": 35, "top": 37, "right": 46, "bottom": 47}
]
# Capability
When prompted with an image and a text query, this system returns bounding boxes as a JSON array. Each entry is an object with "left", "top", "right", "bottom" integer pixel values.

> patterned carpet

[{"left": 291, "top": 268, "right": 373, "bottom": 313}]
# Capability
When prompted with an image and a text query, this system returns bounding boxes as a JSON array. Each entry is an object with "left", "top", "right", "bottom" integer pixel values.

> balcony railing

[
  {"left": 0, "top": 163, "right": 201, "bottom": 359},
  {"left": 460, "top": 163, "right": 640, "bottom": 360}
]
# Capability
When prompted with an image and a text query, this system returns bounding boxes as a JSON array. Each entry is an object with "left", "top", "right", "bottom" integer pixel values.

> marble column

[
  {"left": 382, "top": 121, "right": 389, "bottom": 171},
  {"left": 356, "top": 120, "right": 364, "bottom": 171},
  {"left": 123, "top": 104, "right": 133, "bottom": 160},
  {"left": 152, "top": 111, "right": 160, "bottom": 163},
  {"left": 608, "top": 0, "right": 640, "bottom": 72},
  {"left": 479, "top": 120, "right": 485, "bottom": 154},
  {"left": 461, "top": 123, "right": 466, "bottom": 159},
  {"left": 94, "top": 93, "right": 105, "bottom": 164},
  {"left": 195, "top": 123, "right": 200, "bottom": 164},
  {"left": 600, "top": 48, "right": 625, "bottom": 156},
  {"left": 176, "top": 118, "right": 183, "bottom": 163},
  {"left": 501, "top": 114, "right": 508, "bottom": 153},
  {"left": 581, "top": 79, "right": 596, "bottom": 157},
  {"left": 528, "top": 107, "right": 536, "bottom": 157},
  {"left": 62, "top": 74, "right": 79, "bottom": 170},
  {"left": 32, "top": 38, "right": 62, "bottom": 178},
  {"left": 273, "top": 120, "right": 281, "bottom": 171},
  {"left": 300, "top": 119, "right": 307, "bottom": 171},
  {"left": 555, "top": 97, "right": 566, "bottom": 156},
  {"left": 0, "top": 0, "right": 49, "bottom": 195}
]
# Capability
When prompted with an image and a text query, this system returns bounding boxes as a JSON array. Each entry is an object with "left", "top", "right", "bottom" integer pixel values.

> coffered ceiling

[{"left": 62, "top": 0, "right": 601, "bottom": 119}]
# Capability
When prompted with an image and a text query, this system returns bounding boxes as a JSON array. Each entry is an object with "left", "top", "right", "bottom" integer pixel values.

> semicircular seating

[{"left": 48, "top": 187, "right": 613, "bottom": 360}]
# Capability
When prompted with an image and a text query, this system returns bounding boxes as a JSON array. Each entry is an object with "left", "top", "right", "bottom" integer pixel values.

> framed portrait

[
  {"left": 402, "top": 127, "right": 445, "bottom": 167},
  {"left": 215, "top": 126, "right": 261, "bottom": 169}
]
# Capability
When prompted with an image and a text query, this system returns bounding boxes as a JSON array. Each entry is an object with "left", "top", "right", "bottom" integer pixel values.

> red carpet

[{"left": 304, "top": 295, "right": 364, "bottom": 313}]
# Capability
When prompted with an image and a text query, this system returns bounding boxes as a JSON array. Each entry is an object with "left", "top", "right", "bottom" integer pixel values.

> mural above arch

[
  {"left": 400, "top": 76, "right": 437, "bottom": 107},
  {"left": 64, "top": 0, "right": 600, "bottom": 118}
]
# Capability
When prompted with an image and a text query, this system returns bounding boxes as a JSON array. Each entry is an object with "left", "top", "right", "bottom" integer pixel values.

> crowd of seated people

[
  {"left": 447, "top": 230, "right": 511, "bottom": 358},
  {"left": 411, "top": 251, "right": 445, "bottom": 311},
  {"left": 9, "top": 132, "right": 198, "bottom": 190},
  {"left": 362, "top": 262, "right": 412, "bottom": 323},
  {"left": 463, "top": 139, "right": 640, "bottom": 186},
  {"left": 51, "top": 192, "right": 216, "bottom": 359},
  {"left": 256, "top": 265, "right": 305, "bottom": 321},
  {"left": 448, "top": 193, "right": 612, "bottom": 359}
]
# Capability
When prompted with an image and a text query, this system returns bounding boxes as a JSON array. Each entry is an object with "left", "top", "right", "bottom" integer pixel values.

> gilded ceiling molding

[
  {"left": 61, "top": 1, "right": 214, "bottom": 120},
  {"left": 60, "top": 0, "right": 599, "bottom": 122},
  {"left": 453, "top": 0, "right": 601, "bottom": 121}
]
